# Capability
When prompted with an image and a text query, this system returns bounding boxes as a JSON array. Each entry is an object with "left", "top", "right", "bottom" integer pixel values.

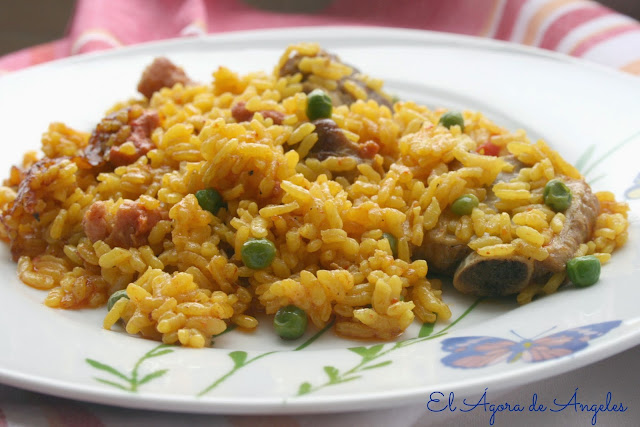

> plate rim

[{"left": 1, "top": 25, "right": 639, "bottom": 414}]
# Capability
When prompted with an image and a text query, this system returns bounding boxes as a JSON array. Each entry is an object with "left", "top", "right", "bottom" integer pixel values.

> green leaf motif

[
  {"left": 419, "top": 322, "right": 435, "bottom": 338},
  {"left": 199, "top": 317, "right": 335, "bottom": 397},
  {"left": 361, "top": 360, "right": 392, "bottom": 370},
  {"left": 575, "top": 144, "right": 595, "bottom": 172},
  {"left": 147, "top": 349, "right": 173, "bottom": 358},
  {"left": 588, "top": 174, "right": 605, "bottom": 186},
  {"left": 323, "top": 366, "right": 340, "bottom": 383},
  {"left": 348, "top": 343, "right": 384, "bottom": 360},
  {"left": 294, "top": 297, "right": 484, "bottom": 397},
  {"left": 298, "top": 382, "right": 312, "bottom": 395},
  {"left": 95, "top": 378, "right": 130, "bottom": 391},
  {"left": 229, "top": 351, "right": 248, "bottom": 368},
  {"left": 85, "top": 359, "right": 129, "bottom": 382},
  {"left": 138, "top": 369, "right": 169, "bottom": 386},
  {"left": 581, "top": 129, "right": 640, "bottom": 177},
  {"left": 86, "top": 344, "right": 174, "bottom": 393},
  {"left": 347, "top": 346, "right": 369, "bottom": 357},
  {"left": 337, "top": 375, "right": 361, "bottom": 384},
  {"left": 197, "top": 351, "right": 275, "bottom": 397}
]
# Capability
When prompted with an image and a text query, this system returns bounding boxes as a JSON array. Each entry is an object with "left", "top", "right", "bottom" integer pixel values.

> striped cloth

[
  {"left": 1, "top": 0, "right": 640, "bottom": 74},
  {"left": 1, "top": 0, "right": 640, "bottom": 426}
]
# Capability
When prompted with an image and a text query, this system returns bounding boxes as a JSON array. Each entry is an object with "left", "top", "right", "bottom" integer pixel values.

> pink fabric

[
  {"left": 494, "top": 0, "right": 529, "bottom": 41},
  {"left": 2, "top": 0, "right": 640, "bottom": 73},
  {"left": 539, "top": 6, "right": 613, "bottom": 50}
]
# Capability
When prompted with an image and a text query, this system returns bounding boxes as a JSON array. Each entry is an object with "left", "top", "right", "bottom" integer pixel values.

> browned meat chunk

[
  {"left": 84, "top": 108, "right": 159, "bottom": 168},
  {"left": 412, "top": 152, "right": 600, "bottom": 297},
  {"left": 451, "top": 176, "right": 599, "bottom": 297},
  {"left": 410, "top": 160, "right": 508, "bottom": 276},
  {"left": 536, "top": 179, "right": 599, "bottom": 273},
  {"left": 453, "top": 254, "right": 534, "bottom": 297},
  {"left": 230, "top": 102, "right": 253, "bottom": 122},
  {"left": 82, "top": 200, "right": 164, "bottom": 248},
  {"left": 309, "top": 119, "right": 361, "bottom": 161},
  {"left": 231, "top": 101, "right": 284, "bottom": 125},
  {"left": 10, "top": 158, "right": 61, "bottom": 216},
  {"left": 1, "top": 158, "right": 68, "bottom": 259},
  {"left": 412, "top": 225, "right": 472, "bottom": 275},
  {"left": 279, "top": 51, "right": 392, "bottom": 109},
  {"left": 137, "top": 57, "right": 192, "bottom": 99},
  {"left": 306, "top": 119, "right": 385, "bottom": 182},
  {"left": 109, "top": 112, "right": 159, "bottom": 166},
  {"left": 412, "top": 158, "right": 519, "bottom": 276},
  {"left": 82, "top": 201, "right": 109, "bottom": 243}
]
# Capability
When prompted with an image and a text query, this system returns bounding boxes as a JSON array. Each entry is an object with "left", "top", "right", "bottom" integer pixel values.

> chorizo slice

[
  {"left": 137, "top": 57, "right": 192, "bottom": 99},
  {"left": 84, "top": 108, "right": 159, "bottom": 168},
  {"left": 82, "top": 200, "right": 165, "bottom": 249}
]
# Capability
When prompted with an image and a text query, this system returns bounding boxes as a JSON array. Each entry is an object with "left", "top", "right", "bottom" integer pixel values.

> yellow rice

[{"left": 0, "top": 43, "right": 629, "bottom": 347}]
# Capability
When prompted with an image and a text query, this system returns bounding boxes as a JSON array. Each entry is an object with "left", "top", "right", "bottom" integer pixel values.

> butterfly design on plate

[
  {"left": 440, "top": 320, "right": 621, "bottom": 369},
  {"left": 625, "top": 172, "right": 640, "bottom": 200}
]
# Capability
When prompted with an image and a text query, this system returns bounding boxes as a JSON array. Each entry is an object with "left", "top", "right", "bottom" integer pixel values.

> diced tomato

[
  {"left": 359, "top": 140, "right": 380, "bottom": 159},
  {"left": 477, "top": 141, "right": 501, "bottom": 156}
]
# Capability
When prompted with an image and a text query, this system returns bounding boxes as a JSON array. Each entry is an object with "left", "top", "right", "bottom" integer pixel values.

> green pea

[
  {"left": 273, "top": 304, "right": 308, "bottom": 340},
  {"left": 439, "top": 111, "right": 465, "bottom": 131},
  {"left": 241, "top": 238, "right": 277, "bottom": 270},
  {"left": 107, "top": 289, "right": 129, "bottom": 311},
  {"left": 306, "top": 89, "right": 333, "bottom": 121},
  {"left": 382, "top": 232, "right": 398, "bottom": 258},
  {"left": 451, "top": 194, "right": 479, "bottom": 216},
  {"left": 195, "top": 188, "right": 226, "bottom": 215},
  {"left": 566, "top": 255, "right": 601, "bottom": 288},
  {"left": 543, "top": 179, "right": 572, "bottom": 212}
]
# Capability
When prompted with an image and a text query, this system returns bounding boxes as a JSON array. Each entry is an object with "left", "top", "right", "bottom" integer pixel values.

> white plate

[{"left": 0, "top": 27, "right": 639, "bottom": 414}]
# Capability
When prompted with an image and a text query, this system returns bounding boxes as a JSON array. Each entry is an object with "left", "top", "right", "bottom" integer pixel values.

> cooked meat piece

[
  {"left": 278, "top": 51, "right": 392, "bottom": 109},
  {"left": 84, "top": 108, "right": 159, "bottom": 168},
  {"left": 7, "top": 230, "right": 47, "bottom": 261},
  {"left": 336, "top": 79, "right": 392, "bottom": 110},
  {"left": 230, "top": 102, "right": 253, "bottom": 122},
  {"left": 411, "top": 158, "right": 519, "bottom": 275},
  {"left": 309, "top": 119, "right": 361, "bottom": 161},
  {"left": 82, "top": 200, "right": 164, "bottom": 248},
  {"left": 231, "top": 101, "right": 284, "bottom": 125},
  {"left": 453, "top": 254, "right": 534, "bottom": 296},
  {"left": 536, "top": 178, "right": 599, "bottom": 274},
  {"left": 308, "top": 119, "right": 381, "bottom": 163},
  {"left": 412, "top": 226, "right": 472, "bottom": 275},
  {"left": 82, "top": 201, "right": 109, "bottom": 243},
  {"left": 301, "top": 119, "right": 382, "bottom": 182},
  {"left": 108, "top": 111, "right": 159, "bottom": 166},
  {"left": 137, "top": 57, "right": 192, "bottom": 99},
  {"left": 261, "top": 110, "right": 285, "bottom": 125},
  {"left": 1, "top": 158, "right": 67, "bottom": 259},
  {"left": 413, "top": 153, "right": 600, "bottom": 297},
  {"left": 279, "top": 54, "right": 302, "bottom": 77},
  {"left": 10, "top": 158, "right": 61, "bottom": 216},
  {"left": 450, "top": 176, "right": 598, "bottom": 297}
]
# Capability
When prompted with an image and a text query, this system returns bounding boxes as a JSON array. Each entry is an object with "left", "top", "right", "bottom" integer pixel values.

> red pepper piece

[{"left": 477, "top": 141, "right": 501, "bottom": 156}]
